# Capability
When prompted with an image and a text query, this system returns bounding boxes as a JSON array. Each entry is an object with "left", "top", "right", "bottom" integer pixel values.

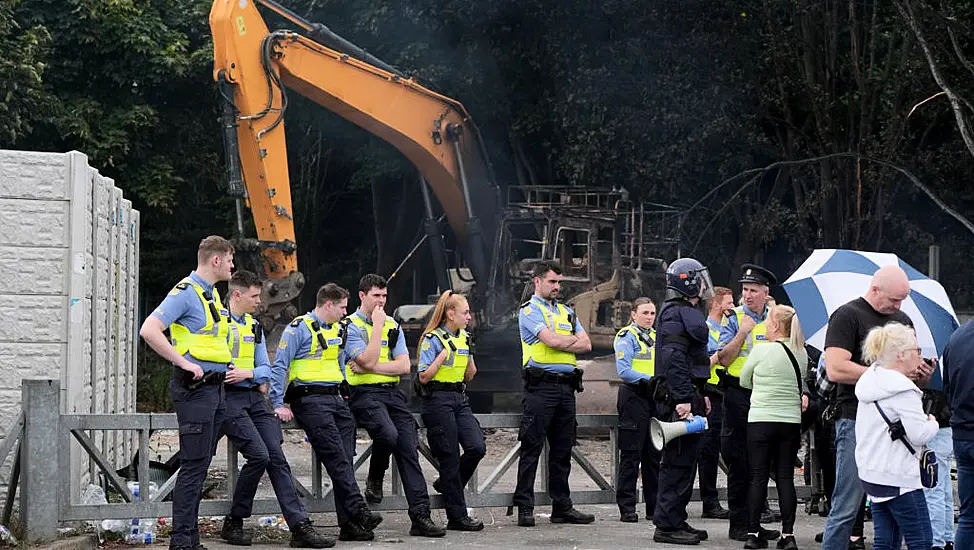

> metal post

[
  {"left": 420, "top": 174, "right": 452, "bottom": 293},
  {"left": 391, "top": 457, "right": 401, "bottom": 496},
  {"left": 929, "top": 245, "right": 940, "bottom": 281},
  {"left": 20, "top": 379, "right": 60, "bottom": 543},
  {"left": 637, "top": 202, "right": 645, "bottom": 271}
]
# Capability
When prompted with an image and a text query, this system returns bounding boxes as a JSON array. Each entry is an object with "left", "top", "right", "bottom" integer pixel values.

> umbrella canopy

[{"left": 783, "top": 249, "right": 959, "bottom": 362}]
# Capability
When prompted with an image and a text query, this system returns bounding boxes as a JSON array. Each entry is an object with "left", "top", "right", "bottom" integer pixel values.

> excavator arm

[{"left": 209, "top": 0, "right": 496, "bottom": 326}]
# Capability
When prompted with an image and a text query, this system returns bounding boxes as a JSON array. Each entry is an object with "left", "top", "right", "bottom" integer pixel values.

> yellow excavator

[{"left": 209, "top": 0, "right": 678, "bottom": 410}]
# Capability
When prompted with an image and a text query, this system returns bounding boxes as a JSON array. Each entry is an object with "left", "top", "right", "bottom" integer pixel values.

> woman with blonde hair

[
  {"left": 739, "top": 305, "right": 807, "bottom": 550},
  {"left": 855, "top": 322, "right": 939, "bottom": 550},
  {"left": 416, "top": 291, "right": 486, "bottom": 532}
]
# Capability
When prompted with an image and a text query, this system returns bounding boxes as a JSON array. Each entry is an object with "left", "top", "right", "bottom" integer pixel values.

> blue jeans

[
  {"left": 871, "top": 489, "right": 932, "bottom": 550},
  {"left": 955, "top": 437, "right": 974, "bottom": 550},
  {"left": 822, "top": 419, "right": 865, "bottom": 550},
  {"left": 924, "top": 427, "right": 954, "bottom": 547}
]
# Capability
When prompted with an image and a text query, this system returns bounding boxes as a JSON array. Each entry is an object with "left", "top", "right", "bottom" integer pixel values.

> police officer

[
  {"left": 139, "top": 236, "right": 235, "bottom": 550},
  {"left": 270, "top": 283, "right": 383, "bottom": 542},
  {"left": 716, "top": 264, "right": 780, "bottom": 543},
  {"left": 613, "top": 297, "right": 661, "bottom": 523},
  {"left": 513, "top": 261, "right": 595, "bottom": 527},
  {"left": 416, "top": 290, "right": 486, "bottom": 532},
  {"left": 696, "top": 286, "right": 734, "bottom": 520},
  {"left": 344, "top": 274, "right": 444, "bottom": 537},
  {"left": 217, "top": 270, "right": 332, "bottom": 548},
  {"left": 652, "top": 258, "right": 713, "bottom": 545}
]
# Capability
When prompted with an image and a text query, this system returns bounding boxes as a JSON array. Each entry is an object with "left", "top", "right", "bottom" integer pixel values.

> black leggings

[{"left": 746, "top": 421, "right": 801, "bottom": 534}]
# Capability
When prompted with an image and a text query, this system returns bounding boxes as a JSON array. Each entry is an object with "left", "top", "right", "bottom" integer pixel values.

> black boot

[
  {"left": 356, "top": 508, "right": 383, "bottom": 531},
  {"left": 619, "top": 510, "right": 639, "bottom": 523},
  {"left": 338, "top": 522, "right": 374, "bottom": 542},
  {"left": 758, "top": 527, "right": 780, "bottom": 541},
  {"left": 681, "top": 522, "right": 708, "bottom": 541},
  {"left": 409, "top": 515, "right": 446, "bottom": 537},
  {"left": 701, "top": 503, "right": 730, "bottom": 519},
  {"left": 365, "top": 477, "right": 383, "bottom": 504},
  {"left": 775, "top": 535, "right": 797, "bottom": 550},
  {"left": 446, "top": 516, "right": 484, "bottom": 531},
  {"left": 729, "top": 528, "right": 750, "bottom": 542},
  {"left": 517, "top": 506, "right": 535, "bottom": 527},
  {"left": 653, "top": 528, "right": 700, "bottom": 545},
  {"left": 550, "top": 507, "right": 595, "bottom": 524},
  {"left": 289, "top": 519, "right": 335, "bottom": 549},
  {"left": 220, "top": 516, "right": 252, "bottom": 546},
  {"left": 744, "top": 534, "right": 769, "bottom": 549}
]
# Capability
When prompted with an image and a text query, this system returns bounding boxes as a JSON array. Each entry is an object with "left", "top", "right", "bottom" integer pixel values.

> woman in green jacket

[{"left": 739, "top": 305, "right": 807, "bottom": 550}]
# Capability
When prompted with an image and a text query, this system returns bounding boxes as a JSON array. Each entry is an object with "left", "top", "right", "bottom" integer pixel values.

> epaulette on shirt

[
  {"left": 175, "top": 282, "right": 190, "bottom": 291},
  {"left": 289, "top": 317, "right": 303, "bottom": 327},
  {"left": 723, "top": 308, "right": 735, "bottom": 318},
  {"left": 520, "top": 300, "right": 531, "bottom": 309}
]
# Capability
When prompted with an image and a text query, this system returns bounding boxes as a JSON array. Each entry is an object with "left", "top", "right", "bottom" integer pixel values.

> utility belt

[
  {"left": 646, "top": 376, "right": 706, "bottom": 406},
  {"left": 717, "top": 371, "right": 745, "bottom": 390},
  {"left": 352, "top": 382, "right": 399, "bottom": 390},
  {"left": 284, "top": 381, "right": 350, "bottom": 404},
  {"left": 175, "top": 368, "right": 226, "bottom": 390},
  {"left": 225, "top": 384, "right": 261, "bottom": 393},
  {"left": 524, "top": 367, "right": 584, "bottom": 393},
  {"left": 427, "top": 381, "right": 465, "bottom": 393},
  {"left": 415, "top": 380, "right": 466, "bottom": 398}
]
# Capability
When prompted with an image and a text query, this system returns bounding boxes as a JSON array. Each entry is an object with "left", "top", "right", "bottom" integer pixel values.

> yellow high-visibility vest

[
  {"left": 170, "top": 278, "right": 232, "bottom": 363},
  {"left": 521, "top": 300, "right": 578, "bottom": 367}
]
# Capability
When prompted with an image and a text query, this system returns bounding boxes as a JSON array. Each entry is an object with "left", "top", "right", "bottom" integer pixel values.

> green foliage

[{"left": 3, "top": 0, "right": 974, "bottom": 410}]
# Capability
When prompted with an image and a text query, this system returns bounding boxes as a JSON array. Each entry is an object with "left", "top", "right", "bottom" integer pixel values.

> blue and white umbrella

[{"left": 783, "top": 249, "right": 959, "bottom": 363}]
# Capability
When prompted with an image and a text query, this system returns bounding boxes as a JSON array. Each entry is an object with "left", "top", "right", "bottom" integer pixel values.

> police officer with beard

[{"left": 651, "top": 258, "right": 714, "bottom": 546}]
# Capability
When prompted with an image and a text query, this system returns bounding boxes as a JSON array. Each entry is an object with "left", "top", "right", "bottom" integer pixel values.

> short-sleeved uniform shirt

[
  {"left": 229, "top": 311, "right": 271, "bottom": 388},
  {"left": 344, "top": 309, "right": 409, "bottom": 363},
  {"left": 150, "top": 271, "right": 229, "bottom": 374},
  {"left": 269, "top": 311, "right": 347, "bottom": 409},
  {"left": 518, "top": 295, "right": 585, "bottom": 374}
]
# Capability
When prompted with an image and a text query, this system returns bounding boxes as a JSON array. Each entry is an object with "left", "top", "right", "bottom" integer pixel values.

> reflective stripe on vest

[
  {"left": 345, "top": 315, "right": 401, "bottom": 386},
  {"left": 707, "top": 325, "right": 724, "bottom": 385},
  {"left": 170, "top": 278, "right": 232, "bottom": 363},
  {"left": 289, "top": 315, "right": 345, "bottom": 385},
  {"left": 521, "top": 301, "right": 578, "bottom": 367},
  {"left": 429, "top": 327, "right": 470, "bottom": 383},
  {"left": 228, "top": 313, "right": 257, "bottom": 371},
  {"left": 725, "top": 307, "right": 770, "bottom": 377},
  {"left": 615, "top": 324, "right": 655, "bottom": 377}
]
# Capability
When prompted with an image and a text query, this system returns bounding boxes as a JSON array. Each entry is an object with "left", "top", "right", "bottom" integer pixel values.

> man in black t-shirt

[{"left": 819, "top": 265, "right": 932, "bottom": 550}]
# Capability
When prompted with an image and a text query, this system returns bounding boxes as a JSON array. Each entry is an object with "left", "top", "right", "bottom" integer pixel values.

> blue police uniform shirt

[
  {"left": 717, "top": 303, "right": 769, "bottom": 351},
  {"left": 417, "top": 324, "right": 471, "bottom": 372},
  {"left": 344, "top": 309, "right": 409, "bottom": 364},
  {"left": 519, "top": 295, "right": 585, "bottom": 374},
  {"left": 706, "top": 318, "right": 721, "bottom": 356},
  {"left": 151, "top": 270, "right": 229, "bottom": 374},
  {"left": 269, "top": 311, "right": 347, "bottom": 409},
  {"left": 229, "top": 312, "right": 271, "bottom": 388},
  {"left": 614, "top": 323, "right": 652, "bottom": 384}
]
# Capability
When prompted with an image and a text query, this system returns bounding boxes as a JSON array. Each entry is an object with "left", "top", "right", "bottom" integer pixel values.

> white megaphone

[{"left": 650, "top": 416, "right": 709, "bottom": 451}]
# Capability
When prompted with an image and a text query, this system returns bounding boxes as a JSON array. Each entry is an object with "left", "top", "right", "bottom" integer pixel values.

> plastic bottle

[
  {"left": 0, "top": 525, "right": 17, "bottom": 544},
  {"left": 258, "top": 516, "right": 279, "bottom": 527}
]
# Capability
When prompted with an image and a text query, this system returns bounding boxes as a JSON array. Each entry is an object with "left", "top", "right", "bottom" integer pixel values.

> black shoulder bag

[{"left": 873, "top": 401, "right": 938, "bottom": 489}]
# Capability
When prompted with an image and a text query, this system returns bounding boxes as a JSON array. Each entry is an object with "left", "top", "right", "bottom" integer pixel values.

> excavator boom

[{"left": 209, "top": 0, "right": 495, "bottom": 315}]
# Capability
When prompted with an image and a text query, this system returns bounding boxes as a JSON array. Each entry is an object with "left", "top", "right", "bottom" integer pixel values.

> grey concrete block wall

[{"left": 0, "top": 149, "right": 140, "bottom": 502}]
